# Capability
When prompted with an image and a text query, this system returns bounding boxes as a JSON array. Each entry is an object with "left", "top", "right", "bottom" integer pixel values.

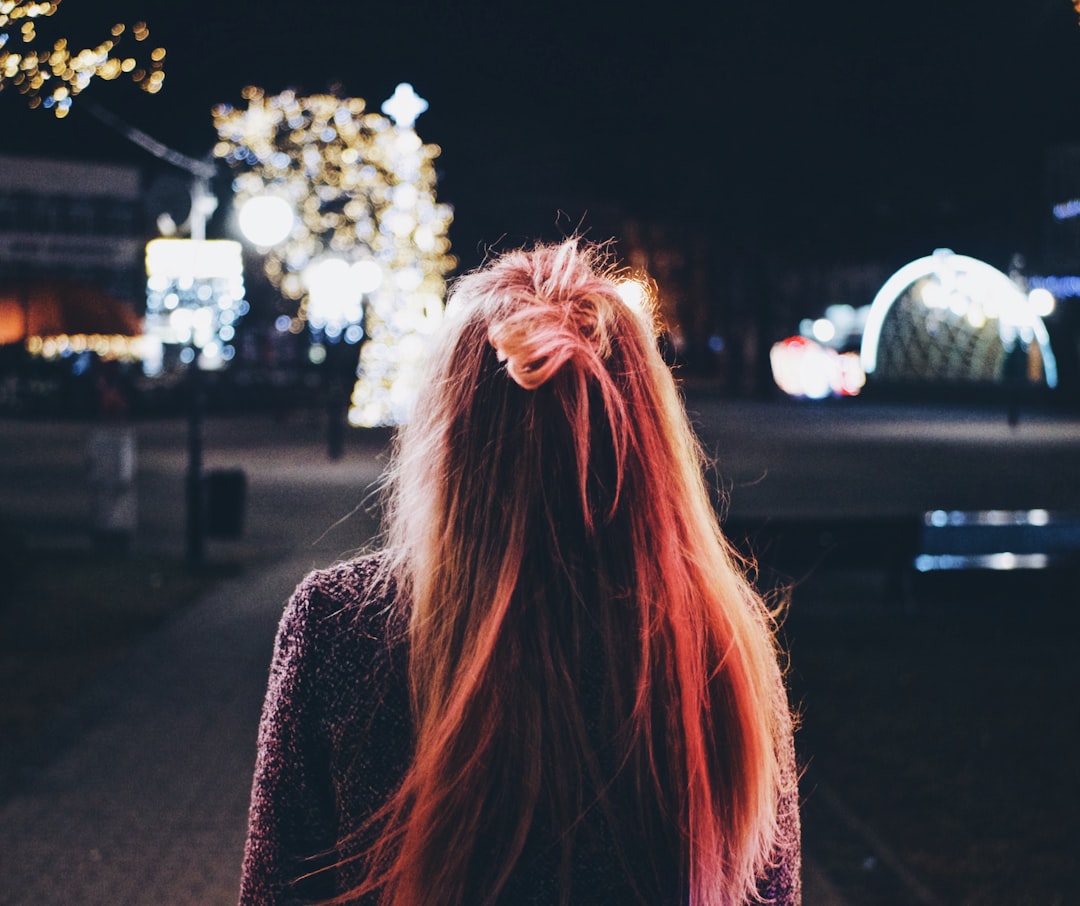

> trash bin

[{"left": 202, "top": 468, "right": 246, "bottom": 539}]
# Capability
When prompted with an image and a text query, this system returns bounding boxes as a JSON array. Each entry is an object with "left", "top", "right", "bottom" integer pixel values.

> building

[{"left": 0, "top": 154, "right": 147, "bottom": 302}]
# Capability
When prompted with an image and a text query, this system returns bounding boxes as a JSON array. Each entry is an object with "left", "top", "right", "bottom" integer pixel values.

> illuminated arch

[{"left": 860, "top": 249, "right": 1058, "bottom": 389}]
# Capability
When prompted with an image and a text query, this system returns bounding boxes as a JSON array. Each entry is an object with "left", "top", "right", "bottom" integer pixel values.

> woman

[{"left": 239, "top": 240, "right": 801, "bottom": 905}]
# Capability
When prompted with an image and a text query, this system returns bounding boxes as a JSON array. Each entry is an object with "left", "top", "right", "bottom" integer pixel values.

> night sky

[{"left": 5, "top": 0, "right": 1080, "bottom": 272}]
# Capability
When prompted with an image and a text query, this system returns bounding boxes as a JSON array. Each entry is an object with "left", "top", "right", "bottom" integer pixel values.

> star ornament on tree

[{"left": 381, "top": 82, "right": 428, "bottom": 129}]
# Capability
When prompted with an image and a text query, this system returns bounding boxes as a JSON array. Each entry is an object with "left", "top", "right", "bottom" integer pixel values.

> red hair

[{"left": 339, "top": 240, "right": 792, "bottom": 905}]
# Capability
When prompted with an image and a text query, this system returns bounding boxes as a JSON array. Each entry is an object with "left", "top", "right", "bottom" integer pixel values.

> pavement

[
  {"left": 0, "top": 412, "right": 388, "bottom": 906},
  {"left": 1, "top": 398, "right": 1078, "bottom": 905},
  {"left": 0, "top": 552, "right": 308, "bottom": 905}
]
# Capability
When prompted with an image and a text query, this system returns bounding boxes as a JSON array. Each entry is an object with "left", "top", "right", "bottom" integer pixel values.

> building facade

[{"left": 0, "top": 154, "right": 147, "bottom": 304}]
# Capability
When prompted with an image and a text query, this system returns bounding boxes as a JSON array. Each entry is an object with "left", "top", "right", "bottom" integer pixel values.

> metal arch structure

[{"left": 859, "top": 250, "right": 1058, "bottom": 389}]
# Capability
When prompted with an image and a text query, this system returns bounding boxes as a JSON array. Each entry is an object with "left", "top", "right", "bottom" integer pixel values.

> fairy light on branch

[{"left": 0, "top": 1, "right": 165, "bottom": 117}]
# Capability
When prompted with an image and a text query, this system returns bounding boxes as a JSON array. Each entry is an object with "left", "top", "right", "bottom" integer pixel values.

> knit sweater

[{"left": 239, "top": 554, "right": 802, "bottom": 905}]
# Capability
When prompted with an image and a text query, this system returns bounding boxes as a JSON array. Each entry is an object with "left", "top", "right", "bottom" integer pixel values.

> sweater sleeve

[{"left": 239, "top": 576, "right": 339, "bottom": 905}]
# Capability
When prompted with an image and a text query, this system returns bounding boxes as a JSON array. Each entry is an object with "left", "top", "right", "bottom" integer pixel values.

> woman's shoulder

[
  {"left": 294, "top": 550, "right": 390, "bottom": 602},
  {"left": 282, "top": 551, "right": 405, "bottom": 652}
]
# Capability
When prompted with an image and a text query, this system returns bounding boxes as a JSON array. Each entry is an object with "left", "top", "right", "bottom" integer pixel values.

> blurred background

[
  {"left": 1, "top": 2, "right": 1079, "bottom": 904},
  {"left": 2, "top": 0, "right": 1080, "bottom": 418}
]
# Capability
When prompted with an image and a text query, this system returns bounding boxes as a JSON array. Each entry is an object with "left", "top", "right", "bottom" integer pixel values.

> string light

[
  {"left": 0, "top": 1, "right": 164, "bottom": 117},
  {"left": 213, "top": 84, "right": 455, "bottom": 426},
  {"left": 26, "top": 332, "right": 145, "bottom": 362}
]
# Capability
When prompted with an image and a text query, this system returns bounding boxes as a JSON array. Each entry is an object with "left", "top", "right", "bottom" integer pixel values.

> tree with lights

[
  {"left": 212, "top": 83, "right": 455, "bottom": 427},
  {"left": 0, "top": 0, "right": 164, "bottom": 117}
]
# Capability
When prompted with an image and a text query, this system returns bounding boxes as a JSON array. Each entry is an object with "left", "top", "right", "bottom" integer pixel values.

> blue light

[
  {"left": 1028, "top": 275, "right": 1080, "bottom": 299},
  {"left": 1053, "top": 199, "right": 1080, "bottom": 221}
]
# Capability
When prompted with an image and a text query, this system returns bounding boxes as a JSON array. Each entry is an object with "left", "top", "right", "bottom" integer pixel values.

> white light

[
  {"left": 384, "top": 210, "right": 416, "bottom": 236},
  {"left": 1028, "top": 287, "right": 1056, "bottom": 318},
  {"left": 929, "top": 510, "right": 949, "bottom": 527},
  {"left": 304, "top": 258, "right": 364, "bottom": 330},
  {"left": 394, "top": 267, "right": 423, "bottom": 292},
  {"left": 381, "top": 83, "right": 428, "bottom": 129},
  {"left": 615, "top": 278, "right": 649, "bottom": 313},
  {"left": 146, "top": 239, "right": 244, "bottom": 281},
  {"left": 169, "top": 307, "right": 194, "bottom": 340},
  {"left": 192, "top": 307, "right": 215, "bottom": 348},
  {"left": 1027, "top": 509, "right": 1051, "bottom": 527},
  {"left": 352, "top": 260, "right": 382, "bottom": 291},
  {"left": 825, "top": 304, "right": 857, "bottom": 334},
  {"left": 392, "top": 184, "right": 419, "bottom": 209},
  {"left": 142, "top": 337, "right": 164, "bottom": 377},
  {"left": 799, "top": 348, "right": 833, "bottom": 399},
  {"left": 414, "top": 225, "right": 436, "bottom": 252},
  {"left": 238, "top": 195, "right": 295, "bottom": 248},
  {"left": 919, "top": 281, "right": 949, "bottom": 310},
  {"left": 811, "top": 318, "right": 836, "bottom": 344},
  {"left": 200, "top": 341, "right": 224, "bottom": 369}
]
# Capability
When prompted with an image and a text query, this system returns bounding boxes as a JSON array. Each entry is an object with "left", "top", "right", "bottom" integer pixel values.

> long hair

[{"left": 342, "top": 240, "right": 791, "bottom": 905}]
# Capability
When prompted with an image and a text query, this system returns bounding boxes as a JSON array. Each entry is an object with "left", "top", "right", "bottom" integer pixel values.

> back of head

[
  {"left": 366, "top": 240, "right": 787, "bottom": 906},
  {"left": 389, "top": 241, "right": 688, "bottom": 600}
]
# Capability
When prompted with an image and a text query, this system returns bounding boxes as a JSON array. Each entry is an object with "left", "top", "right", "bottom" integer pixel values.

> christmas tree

[{"left": 212, "top": 82, "right": 455, "bottom": 426}]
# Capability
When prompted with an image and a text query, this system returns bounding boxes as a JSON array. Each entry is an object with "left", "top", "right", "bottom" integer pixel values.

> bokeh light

[
  {"left": 213, "top": 83, "right": 455, "bottom": 426},
  {"left": 0, "top": 2, "right": 165, "bottom": 117}
]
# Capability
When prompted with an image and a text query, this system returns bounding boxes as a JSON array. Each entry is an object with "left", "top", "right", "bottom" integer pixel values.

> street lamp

[{"left": 236, "top": 194, "right": 294, "bottom": 250}]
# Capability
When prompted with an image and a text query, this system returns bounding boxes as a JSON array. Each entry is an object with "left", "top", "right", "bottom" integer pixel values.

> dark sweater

[{"left": 239, "top": 555, "right": 802, "bottom": 905}]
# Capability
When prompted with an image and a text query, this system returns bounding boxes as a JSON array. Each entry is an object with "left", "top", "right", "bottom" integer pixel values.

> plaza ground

[{"left": 1, "top": 397, "right": 1078, "bottom": 904}]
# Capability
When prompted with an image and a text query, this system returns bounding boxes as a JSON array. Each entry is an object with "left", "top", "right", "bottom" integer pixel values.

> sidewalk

[
  {"left": 0, "top": 551, "right": 313, "bottom": 905},
  {"left": 11, "top": 400, "right": 1073, "bottom": 904},
  {"left": 0, "top": 414, "right": 389, "bottom": 906}
]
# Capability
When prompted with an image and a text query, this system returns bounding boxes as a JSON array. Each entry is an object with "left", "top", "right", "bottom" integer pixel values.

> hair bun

[{"left": 488, "top": 301, "right": 611, "bottom": 390}]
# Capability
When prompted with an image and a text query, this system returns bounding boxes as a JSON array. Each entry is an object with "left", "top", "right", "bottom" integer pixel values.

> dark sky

[{"left": 5, "top": 0, "right": 1080, "bottom": 271}]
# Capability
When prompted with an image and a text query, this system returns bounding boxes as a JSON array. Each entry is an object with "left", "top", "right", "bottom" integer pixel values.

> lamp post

[{"left": 144, "top": 228, "right": 245, "bottom": 565}]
